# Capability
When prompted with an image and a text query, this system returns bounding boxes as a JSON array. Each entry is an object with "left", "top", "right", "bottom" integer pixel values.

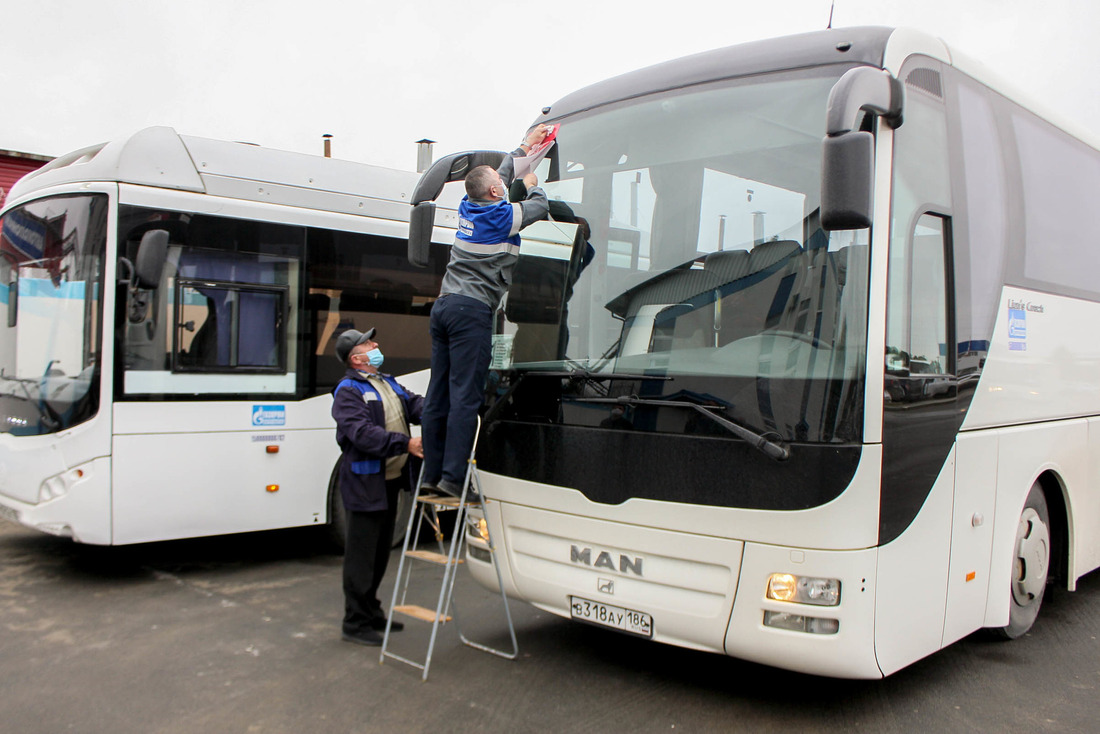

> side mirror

[
  {"left": 820, "top": 67, "right": 904, "bottom": 231},
  {"left": 407, "top": 149, "right": 508, "bottom": 268},
  {"left": 134, "top": 229, "right": 169, "bottom": 289},
  {"left": 408, "top": 202, "right": 435, "bottom": 267},
  {"left": 821, "top": 132, "right": 875, "bottom": 230},
  {"left": 411, "top": 150, "right": 508, "bottom": 205}
]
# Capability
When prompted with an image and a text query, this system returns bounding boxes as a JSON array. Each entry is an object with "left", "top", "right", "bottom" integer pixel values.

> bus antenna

[{"left": 827, "top": 1, "right": 835, "bottom": 29}]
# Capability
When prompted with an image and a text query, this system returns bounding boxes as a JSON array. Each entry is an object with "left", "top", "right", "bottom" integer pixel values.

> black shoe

[
  {"left": 437, "top": 479, "right": 462, "bottom": 498},
  {"left": 418, "top": 482, "right": 440, "bottom": 495},
  {"left": 372, "top": 618, "right": 403, "bottom": 632},
  {"left": 341, "top": 629, "right": 383, "bottom": 646}
]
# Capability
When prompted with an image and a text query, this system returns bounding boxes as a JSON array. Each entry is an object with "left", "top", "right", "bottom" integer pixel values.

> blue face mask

[{"left": 365, "top": 348, "right": 384, "bottom": 368}]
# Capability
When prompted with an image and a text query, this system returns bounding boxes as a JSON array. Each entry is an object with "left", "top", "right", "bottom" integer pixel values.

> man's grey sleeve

[
  {"left": 519, "top": 187, "right": 549, "bottom": 229},
  {"left": 497, "top": 151, "right": 520, "bottom": 183}
]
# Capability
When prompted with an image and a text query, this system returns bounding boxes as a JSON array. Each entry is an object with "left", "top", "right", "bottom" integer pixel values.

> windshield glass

[
  {"left": 497, "top": 66, "right": 869, "bottom": 443},
  {"left": 0, "top": 194, "right": 106, "bottom": 435}
]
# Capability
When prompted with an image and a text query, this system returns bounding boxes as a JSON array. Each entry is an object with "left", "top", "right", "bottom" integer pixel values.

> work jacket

[{"left": 331, "top": 368, "right": 424, "bottom": 512}]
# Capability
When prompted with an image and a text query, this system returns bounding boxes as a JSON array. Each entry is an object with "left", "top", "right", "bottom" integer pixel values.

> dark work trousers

[
  {"left": 422, "top": 294, "right": 494, "bottom": 486},
  {"left": 342, "top": 479, "right": 401, "bottom": 635}
]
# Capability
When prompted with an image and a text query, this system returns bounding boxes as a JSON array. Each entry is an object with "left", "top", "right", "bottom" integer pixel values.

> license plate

[{"left": 570, "top": 596, "right": 652, "bottom": 638}]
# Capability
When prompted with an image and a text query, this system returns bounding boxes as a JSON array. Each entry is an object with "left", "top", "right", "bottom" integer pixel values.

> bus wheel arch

[
  {"left": 991, "top": 475, "right": 1061, "bottom": 640},
  {"left": 1036, "top": 470, "right": 1069, "bottom": 591}
]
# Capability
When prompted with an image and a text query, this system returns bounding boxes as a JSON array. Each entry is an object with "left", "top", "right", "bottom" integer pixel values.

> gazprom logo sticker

[{"left": 252, "top": 405, "right": 286, "bottom": 427}]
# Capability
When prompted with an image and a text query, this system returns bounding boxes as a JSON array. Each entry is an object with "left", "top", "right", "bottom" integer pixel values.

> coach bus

[
  {"left": 0, "top": 127, "right": 449, "bottom": 547},
  {"left": 407, "top": 26, "right": 1100, "bottom": 677}
]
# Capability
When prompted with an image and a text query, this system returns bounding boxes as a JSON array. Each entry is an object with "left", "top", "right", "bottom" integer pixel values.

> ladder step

[
  {"left": 394, "top": 604, "right": 452, "bottom": 624},
  {"left": 417, "top": 494, "right": 479, "bottom": 508},
  {"left": 405, "top": 549, "right": 464, "bottom": 565}
]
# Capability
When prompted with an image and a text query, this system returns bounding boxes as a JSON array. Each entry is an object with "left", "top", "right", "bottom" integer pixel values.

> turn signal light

[
  {"left": 266, "top": 445, "right": 279, "bottom": 454},
  {"left": 266, "top": 485, "right": 279, "bottom": 493}
]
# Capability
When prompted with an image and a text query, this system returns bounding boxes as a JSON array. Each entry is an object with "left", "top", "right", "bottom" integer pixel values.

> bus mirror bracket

[
  {"left": 820, "top": 67, "right": 904, "bottom": 231},
  {"left": 408, "top": 150, "right": 507, "bottom": 268},
  {"left": 4, "top": 255, "right": 17, "bottom": 328}
]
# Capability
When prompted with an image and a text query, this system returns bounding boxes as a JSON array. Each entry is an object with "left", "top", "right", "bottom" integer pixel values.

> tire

[
  {"left": 325, "top": 458, "right": 415, "bottom": 552},
  {"left": 992, "top": 482, "right": 1051, "bottom": 640}
]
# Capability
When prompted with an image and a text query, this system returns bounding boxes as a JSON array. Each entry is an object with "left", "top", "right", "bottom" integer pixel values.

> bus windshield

[
  {"left": 500, "top": 66, "right": 869, "bottom": 444},
  {"left": 0, "top": 194, "right": 106, "bottom": 436}
]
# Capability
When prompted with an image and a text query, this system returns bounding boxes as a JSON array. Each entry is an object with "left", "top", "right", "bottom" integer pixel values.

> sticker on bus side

[
  {"left": 252, "top": 405, "right": 286, "bottom": 427},
  {"left": 1008, "top": 306, "right": 1027, "bottom": 351}
]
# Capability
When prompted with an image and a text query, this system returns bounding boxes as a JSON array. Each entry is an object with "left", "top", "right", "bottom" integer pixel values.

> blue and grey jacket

[
  {"left": 439, "top": 151, "right": 549, "bottom": 310},
  {"left": 331, "top": 368, "right": 424, "bottom": 512}
]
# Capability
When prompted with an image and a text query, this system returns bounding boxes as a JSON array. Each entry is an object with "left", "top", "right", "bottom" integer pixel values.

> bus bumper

[
  {"left": 724, "top": 541, "right": 881, "bottom": 678},
  {"left": 0, "top": 456, "right": 112, "bottom": 545},
  {"left": 466, "top": 500, "right": 883, "bottom": 678}
]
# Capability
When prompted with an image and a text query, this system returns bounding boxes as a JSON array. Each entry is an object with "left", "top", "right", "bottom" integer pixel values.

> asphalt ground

[{"left": 2, "top": 518, "right": 1100, "bottom": 733}]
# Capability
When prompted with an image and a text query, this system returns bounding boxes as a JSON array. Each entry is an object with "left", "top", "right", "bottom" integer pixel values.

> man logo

[{"left": 570, "top": 545, "right": 644, "bottom": 577}]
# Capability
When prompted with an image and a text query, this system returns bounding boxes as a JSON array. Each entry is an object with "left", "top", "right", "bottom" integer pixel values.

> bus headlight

[
  {"left": 465, "top": 513, "right": 490, "bottom": 543},
  {"left": 766, "top": 573, "right": 841, "bottom": 606}
]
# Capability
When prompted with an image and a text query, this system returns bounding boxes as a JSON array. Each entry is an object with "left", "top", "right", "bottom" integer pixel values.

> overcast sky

[{"left": 4, "top": 0, "right": 1099, "bottom": 171}]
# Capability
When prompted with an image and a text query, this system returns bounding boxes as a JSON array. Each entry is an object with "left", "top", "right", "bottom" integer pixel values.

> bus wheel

[{"left": 994, "top": 482, "right": 1051, "bottom": 639}]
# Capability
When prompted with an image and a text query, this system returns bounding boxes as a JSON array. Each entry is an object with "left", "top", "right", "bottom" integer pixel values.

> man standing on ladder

[
  {"left": 420, "top": 125, "right": 551, "bottom": 497},
  {"left": 332, "top": 327, "right": 424, "bottom": 646}
]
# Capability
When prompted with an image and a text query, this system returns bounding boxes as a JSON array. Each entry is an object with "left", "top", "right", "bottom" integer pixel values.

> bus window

[
  {"left": 0, "top": 194, "right": 106, "bottom": 435},
  {"left": 885, "top": 214, "right": 953, "bottom": 404},
  {"left": 117, "top": 208, "right": 303, "bottom": 397}
]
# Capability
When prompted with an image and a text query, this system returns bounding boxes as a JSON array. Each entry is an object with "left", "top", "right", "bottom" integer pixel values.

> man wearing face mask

[
  {"left": 332, "top": 327, "right": 424, "bottom": 646},
  {"left": 421, "top": 125, "right": 551, "bottom": 498}
]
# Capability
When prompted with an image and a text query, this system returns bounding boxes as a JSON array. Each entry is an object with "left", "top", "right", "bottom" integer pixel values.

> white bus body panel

[
  {"left": 728, "top": 543, "right": 880, "bottom": 678},
  {"left": 110, "top": 395, "right": 338, "bottom": 544},
  {"left": 964, "top": 287, "right": 1100, "bottom": 589},
  {"left": 0, "top": 426, "right": 114, "bottom": 544},
  {"left": 494, "top": 502, "right": 742, "bottom": 653},
  {"left": 874, "top": 447, "right": 954, "bottom": 676},
  {"left": 965, "top": 288, "right": 1100, "bottom": 430}
]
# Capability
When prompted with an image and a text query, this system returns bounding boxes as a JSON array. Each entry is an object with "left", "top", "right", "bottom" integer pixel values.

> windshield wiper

[
  {"left": 573, "top": 394, "right": 790, "bottom": 462},
  {"left": 532, "top": 368, "right": 673, "bottom": 383},
  {"left": 483, "top": 368, "right": 672, "bottom": 427}
]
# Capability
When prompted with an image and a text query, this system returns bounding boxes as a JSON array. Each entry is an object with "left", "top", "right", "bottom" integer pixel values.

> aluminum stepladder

[{"left": 380, "top": 416, "right": 518, "bottom": 680}]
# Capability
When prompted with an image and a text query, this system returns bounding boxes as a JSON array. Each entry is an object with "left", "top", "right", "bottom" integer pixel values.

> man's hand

[
  {"left": 524, "top": 124, "right": 549, "bottom": 148},
  {"left": 522, "top": 173, "right": 538, "bottom": 189},
  {"left": 407, "top": 436, "right": 424, "bottom": 459}
]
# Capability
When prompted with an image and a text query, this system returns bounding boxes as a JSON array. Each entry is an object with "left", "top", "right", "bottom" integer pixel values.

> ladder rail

[
  {"left": 455, "top": 466, "right": 519, "bottom": 660},
  {"left": 380, "top": 416, "right": 518, "bottom": 680}
]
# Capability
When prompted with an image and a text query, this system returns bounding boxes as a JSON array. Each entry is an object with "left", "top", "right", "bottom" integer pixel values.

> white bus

[
  {"left": 408, "top": 27, "right": 1100, "bottom": 677},
  {"left": 0, "top": 127, "right": 450, "bottom": 546}
]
